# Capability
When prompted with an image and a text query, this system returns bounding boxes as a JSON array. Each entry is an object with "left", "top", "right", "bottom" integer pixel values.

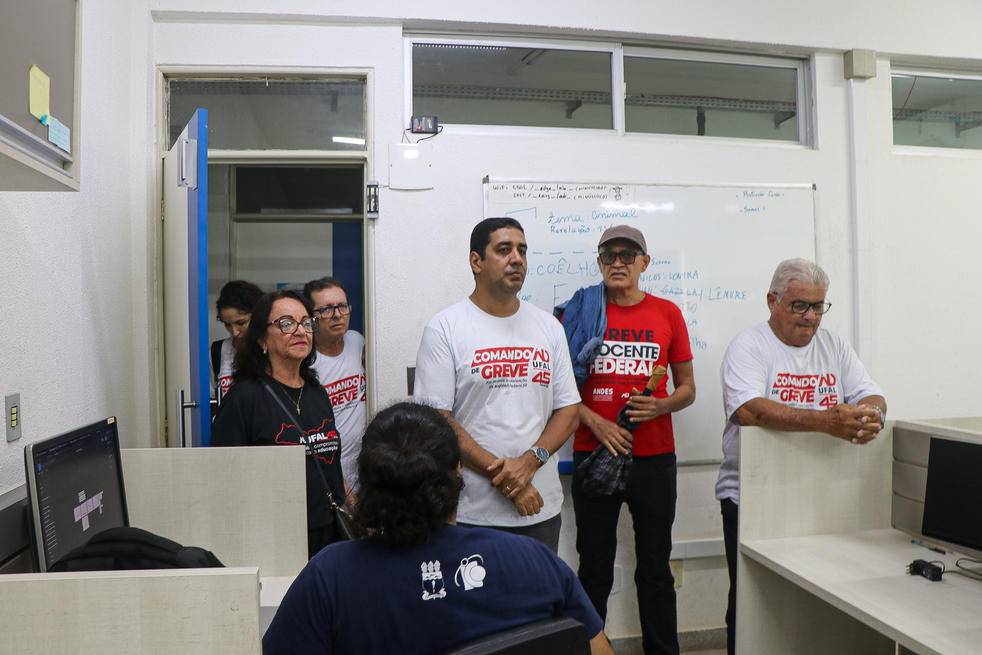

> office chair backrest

[{"left": 437, "top": 617, "right": 590, "bottom": 655}]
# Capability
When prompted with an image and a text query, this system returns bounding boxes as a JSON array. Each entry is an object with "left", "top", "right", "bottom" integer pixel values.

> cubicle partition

[
  {"left": 0, "top": 445, "right": 310, "bottom": 651},
  {"left": 121, "top": 446, "right": 308, "bottom": 577},
  {"left": 0, "top": 567, "right": 262, "bottom": 654},
  {"left": 736, "top": 422, "right": 982, "bottom": 655},
  {"left": 120, "top": 445, "right": 309, "bottom": 625}
]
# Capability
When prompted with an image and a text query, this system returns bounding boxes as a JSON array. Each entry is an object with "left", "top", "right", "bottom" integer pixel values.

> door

[{"left": 162, "top": 109, "right": 210, "bottom": 447}]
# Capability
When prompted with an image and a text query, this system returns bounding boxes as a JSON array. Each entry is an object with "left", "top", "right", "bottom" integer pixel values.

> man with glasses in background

[
  {"left": 305, "top": 277, "right": 367, "bottom": 492},
  {"left": 715, "top": 258, "right": 887, "bottom": 655},
  {"left": 559, "top": 225, "right": 695, "bottom": 655}
]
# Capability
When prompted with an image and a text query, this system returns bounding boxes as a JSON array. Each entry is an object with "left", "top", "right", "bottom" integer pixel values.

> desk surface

[{"left": 742, "top": 528, "right": 982, "bottom": 655}]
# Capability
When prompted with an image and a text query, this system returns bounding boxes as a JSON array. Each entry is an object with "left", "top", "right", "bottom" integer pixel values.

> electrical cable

[
  {"left": 416, "top": 125, "right": 443, "bottom": 142},
  {"left": 893, "top": 75, "right": 918, "bottom": 120},
  {"left": 946, "top": 557, "right": 982, "bottom": 582},
  {"left": 402, "top": 124, "right": 442, "bottom": 143}
]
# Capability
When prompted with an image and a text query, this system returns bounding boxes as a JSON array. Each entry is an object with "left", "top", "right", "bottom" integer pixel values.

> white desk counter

[
  {"left": 260, "top": 575, "right": 297, "bottom": 632},
  {"left": 742, "top": 528, "right": 982, "bottom": 655},
  {"left": 736, "top": 425, "right": 982, "bottom": 655}
]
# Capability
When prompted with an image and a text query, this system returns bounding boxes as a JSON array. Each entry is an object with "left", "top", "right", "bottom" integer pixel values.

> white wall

[
  {"left": 0, "top": 1, "right": 154, "bottom": 488},
  {"left": 5, "top": 0, "right": 982, "bottom": 641}
]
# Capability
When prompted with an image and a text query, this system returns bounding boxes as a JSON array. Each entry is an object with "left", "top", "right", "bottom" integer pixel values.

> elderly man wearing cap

[{"left": 558, "top": 225, "right": 695, "bottom": 655}]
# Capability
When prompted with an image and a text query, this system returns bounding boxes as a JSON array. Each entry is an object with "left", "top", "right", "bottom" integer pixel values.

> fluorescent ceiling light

[{"left": 332, "top": 136, "right": 366, "bottom": 145}]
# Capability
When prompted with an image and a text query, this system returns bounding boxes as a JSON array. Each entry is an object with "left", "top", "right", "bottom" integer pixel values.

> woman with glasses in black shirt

[{"left": 211, "top": 289, "right": 348, "bottom": 557}]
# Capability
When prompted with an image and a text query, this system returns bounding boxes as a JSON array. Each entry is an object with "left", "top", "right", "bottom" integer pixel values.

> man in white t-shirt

[
  {"left": 714, "top": 258, "right": 887, "bottom": 655},
  {"left": 414, "top": 217, "right": 581, "bottom": 552},
  {"left": 304, "top": 276, "right": 367, "bottom": 492}
]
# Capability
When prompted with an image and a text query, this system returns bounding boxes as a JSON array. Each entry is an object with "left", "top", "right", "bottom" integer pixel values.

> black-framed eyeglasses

[
  {"left": 599, "top": 249, "right": 640, "bottom": 266},
  {"left": 789, "top": 300, "right": 832, "bottom": 315},
  {"left": 268, "top": 316, "right": 316, "bottom": 334},
  {"left": 313, "top": 303, "right": 352, "bottom": 318}
]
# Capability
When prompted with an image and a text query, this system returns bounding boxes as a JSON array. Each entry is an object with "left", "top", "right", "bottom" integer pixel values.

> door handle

[
  {"left": 178, "top": 138, "right": 197, "bottom": 189},
  {"left": 177, "top": 388, "right": 199, "bottom": 448}
]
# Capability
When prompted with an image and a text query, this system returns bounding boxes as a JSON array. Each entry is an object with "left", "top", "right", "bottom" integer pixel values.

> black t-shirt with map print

[{"left": 212, "top": 376, "right": 344, "bottom": 529}]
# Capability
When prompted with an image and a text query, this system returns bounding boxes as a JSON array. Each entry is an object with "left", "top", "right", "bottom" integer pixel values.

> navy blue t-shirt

[{"left": 262, "top": 524, "right": 602, "bottom": 655}]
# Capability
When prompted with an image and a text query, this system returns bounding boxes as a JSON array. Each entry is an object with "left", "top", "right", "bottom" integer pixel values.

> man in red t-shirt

[{"left": 566, "top": 225, "right": 696, "bottom": 655}]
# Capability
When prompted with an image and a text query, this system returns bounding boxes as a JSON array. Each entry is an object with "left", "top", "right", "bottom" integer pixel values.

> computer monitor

[
  {"left": 921, "top": 436, "right": 982, "bottom": 554},
  {"left": 24, "top": 417, "right": 129, "bottom": 572}
]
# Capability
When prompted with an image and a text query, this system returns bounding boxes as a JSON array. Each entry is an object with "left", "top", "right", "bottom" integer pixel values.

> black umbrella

[{"left": 577, "top": 365, "right": 667, "bottom": 497}]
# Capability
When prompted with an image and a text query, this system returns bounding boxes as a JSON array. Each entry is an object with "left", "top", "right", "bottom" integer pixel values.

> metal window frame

[
  {"left": 404, "top": 36, "right": 812, "bottom": 146},
  {"left": 405, "top": 34, "right": 624, "bottom": 136},
  {"left": 162, "top": 69, "right": 371, "bottom": 157},
  {"left": 890, "top": 66, "right": 982, "bottom": 148},
  {"left": 622, "top": 46, "right": 812, "bottom": 145}
]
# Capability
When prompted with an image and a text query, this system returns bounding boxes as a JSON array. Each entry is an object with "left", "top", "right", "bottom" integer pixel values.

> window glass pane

[
  {"left": 234, "top": 221, "right": 336, "bottom": 290},
  {"left": 892, "top": 73, "right": 982, "bottom": 149},
  {"left": 625, "top": 57, "right": 799, "bottom": 141},
  {"left": 167, "top": 78, "right": 365, "bottom": 150},
  {"left": 234, "top": 165, "right": 363, "bottom": 215},
  {"left": 412, "top": 43, "right": 613, "bottom": 129}
]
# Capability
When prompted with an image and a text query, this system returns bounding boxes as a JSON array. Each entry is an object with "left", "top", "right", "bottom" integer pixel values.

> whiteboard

[{"left": 484, "top": 180, "right": 816, "bottom": 463}]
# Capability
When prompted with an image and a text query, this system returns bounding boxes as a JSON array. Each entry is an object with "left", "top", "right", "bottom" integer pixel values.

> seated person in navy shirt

[{"left": 263, "top": 402, "right": 614, "bottom": 655}]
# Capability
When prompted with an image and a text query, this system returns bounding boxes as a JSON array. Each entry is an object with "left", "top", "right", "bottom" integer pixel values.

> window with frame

[
  {"left": 892, "top": 71, "right": 982, "bottom": 149},
  {"left": 624, "top": 50, "right": 805, "bottom": 142},
  {"left": 411, "top": 41, "right": 614, "bottom": 130},
  {"left": 409, "top": 38, "right": 811, "bottom": 144},
  {"left": 166, "top": 78, "right": 366, "bottom": 150}
]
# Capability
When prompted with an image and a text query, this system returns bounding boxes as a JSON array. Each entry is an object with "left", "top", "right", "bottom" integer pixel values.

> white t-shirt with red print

[
  {"left": 414, "top": 298, "right": 580, "bottom": 527},
  {"left": 210, "top": 337, "right": 235, "bottom": 401},
  {"left": 312, "top": 330, "right": 367, "bottom": 491},
  {"left": 715, "top": 321, "right": 884, "bottom": 504}
]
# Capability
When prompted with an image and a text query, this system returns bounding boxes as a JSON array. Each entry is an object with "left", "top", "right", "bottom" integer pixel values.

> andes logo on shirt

[
  {"left": 770, "top": 372, "right": 839, "bottom": 407},
  {"left": 469, "top": 346, "right": 552, "bottom": 388},
  {"left": 274, "top": 418, "right": 341, "bottom": 463}
]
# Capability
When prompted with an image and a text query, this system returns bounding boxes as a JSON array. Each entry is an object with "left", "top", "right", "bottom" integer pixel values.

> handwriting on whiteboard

[
  {"left": 489, "top": 183, "right": 631, "bottom": 202},
  {"left": 522, "top": 250, "right": 749, "bottom": 352},
  {"left": 486, "top": 180, "right": 816, "bottom": 461}
]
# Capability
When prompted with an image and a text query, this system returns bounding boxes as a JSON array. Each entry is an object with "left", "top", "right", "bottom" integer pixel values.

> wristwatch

[{"left": 529, "top": 446, "right": 549, "bottom": 466}]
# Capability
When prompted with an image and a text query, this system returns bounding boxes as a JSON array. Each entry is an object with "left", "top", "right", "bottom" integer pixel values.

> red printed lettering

[
  {"left": 480, "top": 363, "right": 529, "bottom": 379},
  {"left": 471, "top": 347, "right": 535, "bottom": 367},
  {"left": 778, "top": 388, "right": 816, "bottom": 403}
]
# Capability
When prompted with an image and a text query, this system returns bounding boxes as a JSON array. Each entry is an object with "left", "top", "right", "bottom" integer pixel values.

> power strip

[{"left": 907, "top": 559, "right": 943, "bottom": 581}]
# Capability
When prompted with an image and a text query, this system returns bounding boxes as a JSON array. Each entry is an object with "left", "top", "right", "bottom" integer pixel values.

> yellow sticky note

[{"left": 29, "top": 65, "right": 50, "bottom": 120}]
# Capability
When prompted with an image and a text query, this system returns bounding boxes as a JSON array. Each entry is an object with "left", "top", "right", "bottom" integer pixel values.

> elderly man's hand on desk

[
  {"left": 825, "top": 404, "right": 882, "bottom": 444},
  {"left": 735, "top": 396, "right": 884, "bottom": 445}
]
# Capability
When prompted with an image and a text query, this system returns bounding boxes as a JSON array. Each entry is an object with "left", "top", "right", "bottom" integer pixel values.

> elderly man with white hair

[{"left": 714, "top": 257, "right": 887, "bottom": 655}]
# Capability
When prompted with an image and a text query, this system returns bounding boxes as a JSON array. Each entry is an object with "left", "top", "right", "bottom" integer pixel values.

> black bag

[
  {"left": 332, "top": 502, "right": 356, "bottom": 540},
  {"left": 48, "top": 526, "right": 224, "bottom": 572}
]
